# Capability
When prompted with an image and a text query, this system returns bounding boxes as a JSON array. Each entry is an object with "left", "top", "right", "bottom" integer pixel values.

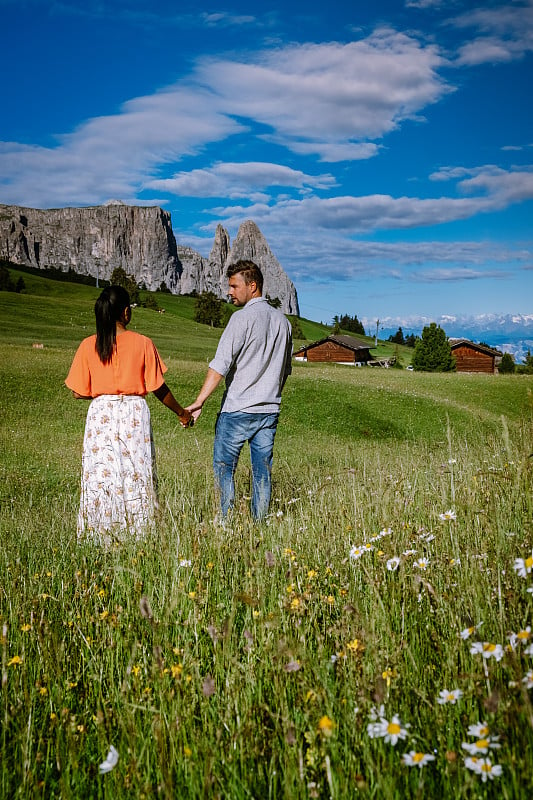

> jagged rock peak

[
  {"left": 226, "top": 220, "right": 299, "bottom": 316},
  {"left": 0, "top": 203, "right": 299, "bottom": 315}
]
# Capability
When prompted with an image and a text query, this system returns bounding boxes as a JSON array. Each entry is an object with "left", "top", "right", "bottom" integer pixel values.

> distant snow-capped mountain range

[{"left": 365, "top": 313, "right": 533, "bottom": 363}]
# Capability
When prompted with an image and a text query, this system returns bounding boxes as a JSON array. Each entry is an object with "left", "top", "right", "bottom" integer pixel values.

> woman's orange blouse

[{"left": 65, "top": 330, "right": 167, "bottom": 397}]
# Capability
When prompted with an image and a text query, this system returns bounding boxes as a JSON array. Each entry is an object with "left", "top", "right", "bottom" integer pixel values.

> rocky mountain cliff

[{"left": 0, "top": 202, "right": 299, "bottom": 314}]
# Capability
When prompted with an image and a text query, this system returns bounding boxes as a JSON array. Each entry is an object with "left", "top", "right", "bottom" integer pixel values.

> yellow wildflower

[
  {"left": 8, "top": 655, "right": 22, "bottom": 667},
  {"left": 318, "top": 715, "right": 336, "bottom": 737}
]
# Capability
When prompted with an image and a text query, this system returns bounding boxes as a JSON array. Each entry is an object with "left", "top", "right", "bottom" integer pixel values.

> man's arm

[{"left": 186, "top": 367, "right": 224, "bottom": 422}]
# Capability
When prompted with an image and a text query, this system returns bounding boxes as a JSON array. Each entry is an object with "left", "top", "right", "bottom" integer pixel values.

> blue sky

[{"left": 1, "top": 0, "right": 532, "bottom": 327}]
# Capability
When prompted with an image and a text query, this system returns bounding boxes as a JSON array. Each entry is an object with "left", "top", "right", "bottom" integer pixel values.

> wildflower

[
  {"left": 522, "top": 670, "right": 533, "bottom": 689},
  {"left": 379, "top": 527, "right": 393, "bottom": 537},
  {"left": 349, "top": 545, "right": 365, "bottom": 560},
  {"left": 318, "top": 716, "right": 335, "bottom": 737},
  {"left": 368, "top": 704, "right": 385, "bottom": 721},
  {"left": 402, "top": 751, "right": 436, "bottom": 769},
  {"left": 467, "top": 721, "right": 490, "bottom": 738},
  {"left": 449, "top": 557, "right": 461, "bottom": 566},
  {"left": 469, "top": 642, "right": 504, "bottom": 661},
  {"left": 514, "top": 552, "right": 533, "bottom": 578},
  {"left": 437, "top": 688, "right": 463, "bottom": 705},
  {"left": 284, "top": 660, "right": 301, "bottom": 673},
  {"left": 171, "top": 664, "right": 183, "bottom": 679},
  {"left": 290, "top": 597, "right": 300, "bottom": 610},
  {"left": 524, "top": 643, "right": 533, "bottom": 656},
  {"left": 403, "top": 549, "right": 417, "bottom": 557},
  {"left": 178, "top": 559, "right": 192, "bottom": 568},
  {"left": 21, "top": 624, "right": 32, "bottom": 632},
  {"left": 460, "top": 622, "right": 483, "bottom": 640},
  {"left": 188, "top": 591, "right": 196, "bottom": 600},
  {"left": 414, "top": 558, "right": 429, "bottom": 570},
  {"left": 386, "top": 557, "right": 400, "bottom": 572},
  {"left": 382, "top": 668, "right": 398, "bottom": 687},
  {"left": 347, "top": 639, "right": 362, "bottom": 653},
  {"left": 528, "top": 586, "right": 533, "bottom": 594},
  {"left": 7, "top": 655, "right": 22, "bottom": 667},
  {"left": 183, "top": 745, "right": 192, "bottom": 757},
  {"left": 439, "top": 510, "right": 456, "bottom": 521},
  {"left": 517, "top": 627, "right": 531, "bottom": 641},
  {"left": 367, "top": 713, "right": 410, "bottom": 746},
  {"left": 462, "top": 737, "right": 501, "bottom": 755},
  {"left": 98, "top": 745, "right": 119, "bottom": 775},
  {"left": 466, "top": 757, "right": 503, "bottom": 782},
  {"left": 307, "top": 569, "right": 318, "bottom": 580}
]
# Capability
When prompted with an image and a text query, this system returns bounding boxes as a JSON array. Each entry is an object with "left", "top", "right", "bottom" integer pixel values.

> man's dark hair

[{"left": 226, "top": 260, "right": 263, "bottom": 294}]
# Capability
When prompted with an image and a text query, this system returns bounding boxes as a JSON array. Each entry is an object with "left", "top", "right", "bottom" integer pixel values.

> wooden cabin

[
  {"left": 449, "top": 339, "right": 498, "bottom": 374},
  {"left": 293, "top": 335, "right": 372, "bottom": 365}
]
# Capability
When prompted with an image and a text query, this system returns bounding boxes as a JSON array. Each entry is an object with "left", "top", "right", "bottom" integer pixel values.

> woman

[{"left": 65, "top": 285, "right": 192, "bottom": 542}]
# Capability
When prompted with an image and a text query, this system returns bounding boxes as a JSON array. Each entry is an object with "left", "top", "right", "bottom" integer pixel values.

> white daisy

[
  {"left": 462, "top": 737, "right": 501, "bottom": 756},
  {"left": 437, "top": 688, "right": 463, "bottom": 705},
  {"left": 386, "top": 557, "right": 400, "bottom": 572},
  {"left": 514, "top": 552, "right": 533, "bottom": 578},
  {"left": 439, "top": 509, "right": 456, "bottom": 521},
  {"left": 402, "top": 751, "right": 435, "bottom": 769},
  {"left": 522, "top": 669, "right": 533, "bottom": 689},
  {"left": 349, "top": 545, "right": 365, "bottom": 560},
  {"left": 414, "top": 558, "right": 429, "bottom": 570},
  {"left": 460, "top": 622, "right": 483, "bottom": 640},
  {"left": 467, "top": 721, "right": 490, "bottom": 738},
  {"left": 476, "top": 758, "right": 503, "bottom": 782},
  {"left": 367, "top": 713, "right": 410, "bottom": 746},
  {"left": 98, "top": 745, "right": 119, "bottom": 775},
  {"left": 469, "top": 641, "right": 504, "bottom": 661}
]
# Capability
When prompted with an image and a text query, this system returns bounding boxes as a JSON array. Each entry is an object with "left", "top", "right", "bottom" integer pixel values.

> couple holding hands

[{"left": 65, "top": 261, "right": 293, "bottom": 542}]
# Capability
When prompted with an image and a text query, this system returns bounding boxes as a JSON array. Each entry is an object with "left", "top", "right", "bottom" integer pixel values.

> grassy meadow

[{"left": 1, "top": 274, "right": 533, "bottom": 798}]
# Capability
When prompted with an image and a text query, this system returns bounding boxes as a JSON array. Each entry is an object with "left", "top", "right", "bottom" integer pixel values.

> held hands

[
  {"left": 178, "top": 409, "right": 194, "bottom": 428},
  {"left": 185, "top": 403, "right": 203, "bottom": 424}
]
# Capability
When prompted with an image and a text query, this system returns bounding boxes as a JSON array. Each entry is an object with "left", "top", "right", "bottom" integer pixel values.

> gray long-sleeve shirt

[{"left": 209, "top": 296, "right": 293, "bottom": 413}]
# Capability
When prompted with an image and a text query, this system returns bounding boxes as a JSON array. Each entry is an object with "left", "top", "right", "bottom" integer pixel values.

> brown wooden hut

[
  {"left": 293, "top": 335, "right": 372, "bottom": 365},
  {"left": 449, "top": 339, "right": 498, "bottom": 374}
]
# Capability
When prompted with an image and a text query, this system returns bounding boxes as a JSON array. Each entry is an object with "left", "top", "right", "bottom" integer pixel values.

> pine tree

[
  {"left": 499, "top": 353, "right": 515, "bottom": 374},
  {"left": 194, "top": 292, "right": 224, "bottom": 327},
  {"left": 110, "top": 267, "right": 141, "bottom": 305},
  {"left": 412, "top": 323, "right": 455, "bottom": 372}
]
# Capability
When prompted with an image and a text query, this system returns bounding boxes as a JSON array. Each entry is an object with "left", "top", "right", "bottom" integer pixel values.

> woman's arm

[{"left": 153, "top": 382, "right": 193, "bottom": 428}]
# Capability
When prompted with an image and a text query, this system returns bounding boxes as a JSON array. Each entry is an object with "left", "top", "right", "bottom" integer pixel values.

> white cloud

[
  {"left": 430, "top": 164, "right": 533, "bottom": 205},
  {"left": 193, "top": 31, "right": 450, "bottom": 159},
  {"left": 0, "top": 28, "right": 453, "bottom": 205},
  {"left": 409, "top": 267, "right": 509, "bottom": 282},
  {"left": 450, "top": 1, "right": 533, "bottom": 65},
  {"left": 146, "top": 162, "right": 336, "bottom": 198}
]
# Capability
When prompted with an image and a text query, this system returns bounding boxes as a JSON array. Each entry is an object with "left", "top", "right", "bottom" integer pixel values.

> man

[{"left": 187, "top": 260, "right": 292, "bottom": 521}]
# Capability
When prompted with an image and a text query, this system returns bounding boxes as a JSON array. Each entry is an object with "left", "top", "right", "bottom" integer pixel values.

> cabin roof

[
  {"left": 449, "top": 339, "right": 499, "bottom": 357},
  {"left": 293, "top": 334, "right": 372, "bottom": 355}
]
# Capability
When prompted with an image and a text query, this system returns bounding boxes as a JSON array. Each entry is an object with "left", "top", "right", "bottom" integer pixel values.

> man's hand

[
  {"left": 179, "top": 409, "right": 194, "bottom": 428},
  {"left": 185, "top": 403, "right": 203, "bottom": 424}
]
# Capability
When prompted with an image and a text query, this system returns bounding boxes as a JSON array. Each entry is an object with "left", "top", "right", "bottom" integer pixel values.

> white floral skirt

[{"left": 77, "top": 395, "right": 158, "bottom": 542}]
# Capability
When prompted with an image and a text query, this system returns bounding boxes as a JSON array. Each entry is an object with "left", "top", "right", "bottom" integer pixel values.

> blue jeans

[{"left": 213, "top": 411, "right": 279, "bottom": 520}]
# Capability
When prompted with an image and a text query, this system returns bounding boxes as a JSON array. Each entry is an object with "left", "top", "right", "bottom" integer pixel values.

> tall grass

[{"left": 1, "top": 282, "right": 533, "bottom": 798}]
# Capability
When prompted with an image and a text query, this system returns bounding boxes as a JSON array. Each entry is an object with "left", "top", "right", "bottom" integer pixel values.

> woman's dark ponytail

[{"left": 94, "top": 285, "right": 131, "bottom": 364}]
